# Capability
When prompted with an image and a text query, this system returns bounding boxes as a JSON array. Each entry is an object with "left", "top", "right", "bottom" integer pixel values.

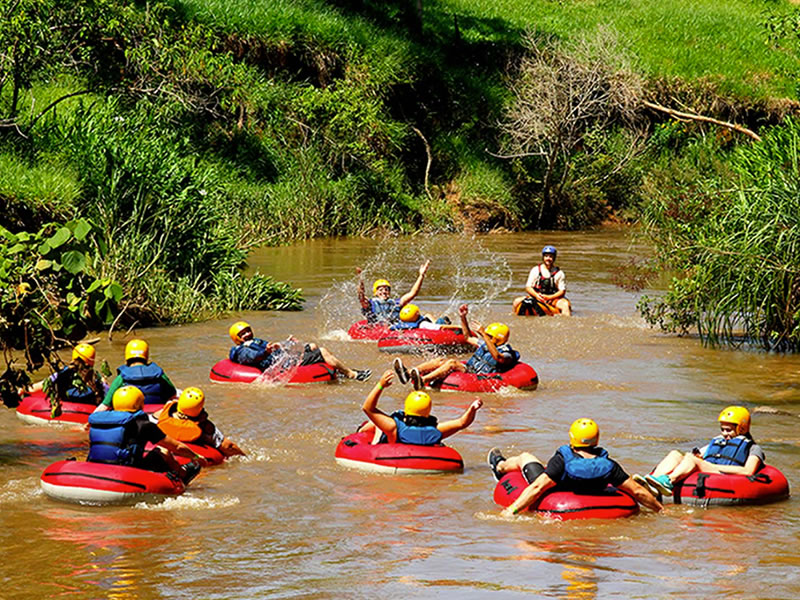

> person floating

[
  {"left": 393, "top": 304, "right": 519, "bottom": 390},
  {"left": 487, "top": 418, "right": 662, "bottom": 517},
  {"left": 155, "top": 387, "right": 246, "bottom": 457},
  {"left": 228, "top": 321, "right": 371, "bottom": 381},
  {"left": 94, "top": 339, "right": 177, "bottom": 412},
  {"left": 388, "top": 304, "right": 460, "bottom": 331},
  {"left": 27, "top": 343, "right": 108, "bottom": 418},
  {"left": 639, "top": 406, "right": 764, "bottom": 497},
  {"left": 357, "top": 370, "right": 482, "bottom": 444},
  {"left": 513, "top": 245, "right": 572, "bottom": 316},
  {"left": 356, "top": 260, "right": 430, "bottom": 325},
  {"left": 87, "top": 386, "right": 207, "bottom": 483}
]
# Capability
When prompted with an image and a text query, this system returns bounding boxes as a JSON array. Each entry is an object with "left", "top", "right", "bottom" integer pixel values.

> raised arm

[
  {"left": 356, "top": 267, "right": 370, "bottom": 310},
  {"left": 399, "top": 260, "right": 429, "bottom": 306},
  {"left": 477, "top": 326, "right": 514, "bottom": 366},
  {"left": 501, "top": 472, "right": 557, "bottom": 517},
  {"left": 457, "top": 303, "right": 476, "bottom": 339},
  {"left": 361, "top": 370, "right": 397, "bottom": 441},
  {"left": 437, "top": 399, "right": 482, "bottom": 439}
]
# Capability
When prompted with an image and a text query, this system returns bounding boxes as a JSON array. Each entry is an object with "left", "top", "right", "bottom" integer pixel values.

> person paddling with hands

[
  {"left": 356, "top": 260, "right": 430, "bottom": 325},
  {"left": 488, "top": 418, "right": 662, "bottom": 517},
  {"left": 357, "top": 370, "right": 483, "bottom": 445},
  {"left": 393, "top": 304, "right": 519, "bottom": 390}
]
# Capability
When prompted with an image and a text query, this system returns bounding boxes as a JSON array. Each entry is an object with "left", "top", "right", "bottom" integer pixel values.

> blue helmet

[{"left": 542, "top": 245, "right": 557, "bottom": 257}]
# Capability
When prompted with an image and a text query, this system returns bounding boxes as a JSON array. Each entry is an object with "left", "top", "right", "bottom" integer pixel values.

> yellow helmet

[
  {"left": 399, "top": 304, "right": 420, "bottom": 322},
  {"left": 229, "top": 321, "right": 251, "bottom": 343},
  {"left": 569, "top": 418, "right": 599, "bottom": 448},
  {"left": 112, "top": 386, "right": 145, "bottom": 412},
  {"left": 485, "top": 322, "right": 510, "bottom": 345},
  {"left": 404, "top": 391, "right": 432, "bottom": 417},
  {"left": 72, "top": 343, "right": 96, "bottom": 366},
  {"left": 718, "top": 405, "right": 750, "bottom": 435},
  {"left": 125, "top": 339, "right": 149, "bottom": 362},
  {"left": 373, "top": 279, "right": 391, "bottom": 294},
  {"left": 178, "top": 387, "right": 205, "bottom": 417}
]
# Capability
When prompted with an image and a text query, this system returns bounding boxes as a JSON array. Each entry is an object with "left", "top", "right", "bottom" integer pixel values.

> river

[{"left": 1, "top": 230, "right": 799, "bottom": 599}]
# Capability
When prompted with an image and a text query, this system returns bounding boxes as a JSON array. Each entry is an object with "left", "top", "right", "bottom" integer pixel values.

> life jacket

[
  {"left": 533, "top": 265, "right": 560, "bottom": 295},
  {"left": 230, "top": 338, "right": 277, "bottom": 370},
  {"left": 117, "top": 363, "right": 171, "bottom": 405},
  {"left": 390, "top": 411, "right": 443, "bottom": 446},
  {"left": 465, "top": 342, "right": 519, "bottom": 374},
  {"left": 87, "top": 410, "right": 145, "bottom": 465},
  {"left": 702, "top": 435, "right": 754, "bottom": 466},
  {"left": 368, "top": 298, "right": 401, "bottom": 323},
  {"left": 54, "top": 366, "right": 100, "bottom": 405},
  {"left": 389, "top": 315, "right": 432, "bottom": 330},
  {"left": 157, "top": 400, "right": 203, "bottom": 442},
  {"left": 557, "top": 445, "right": 615, "bottom": 489}
]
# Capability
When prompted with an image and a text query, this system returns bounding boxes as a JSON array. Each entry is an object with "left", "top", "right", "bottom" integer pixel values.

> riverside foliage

[{"left": 2, "top": 0, "right": 800, "bottom": 374}]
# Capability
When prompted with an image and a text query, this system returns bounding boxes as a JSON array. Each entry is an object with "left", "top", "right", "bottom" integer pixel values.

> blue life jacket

[
  {"left": 465, "top": 342, "right": 519, "bottom": 374},
  {"left": 389, "top": 316, "right": 431, "bottom": 331},
  {"left": 229, "top": 338, "right": 278, "bottom": 370},
  {"left": 54, "top": 367, "right": 100, "bottom": 404},
  {"left": 702, "top": 435, "right": 753, "bottom": 466},
  {"left": 87, "top": 410, "right": 145, "bottom": 465},
  {"left": 390, "top": 411, "right": 443, "bottom": 446},
  {"left": 368, "top": 298, "right": 401, "bottom": 323},
  {"left": 533, "top": 265, "right": 561, "bottom": 295},
  {"left": 557, "top": 445, "right": 615, "bottom": 488},
  {"left": 117, "top": 363, "right": 172, "bottom": 405}
]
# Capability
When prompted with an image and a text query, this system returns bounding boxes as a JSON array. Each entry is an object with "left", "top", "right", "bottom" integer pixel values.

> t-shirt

[
  {"left": 526, "top": 264, "right": 566, "bottom": 292},
  {"left": 543, "top": 448, "right": 629, "bottom": 492}
]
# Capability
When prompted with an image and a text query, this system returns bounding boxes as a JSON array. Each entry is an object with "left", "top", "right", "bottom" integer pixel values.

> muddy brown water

[{"left": 1, "top": 230, "right": 799, "bottom": 599}]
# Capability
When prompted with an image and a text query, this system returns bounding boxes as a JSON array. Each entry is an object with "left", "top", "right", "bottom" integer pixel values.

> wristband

[{"left": 377, "top": 383, "right": 384, "bottom": 390}]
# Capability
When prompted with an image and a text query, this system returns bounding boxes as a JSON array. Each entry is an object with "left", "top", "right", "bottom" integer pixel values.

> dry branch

[{"left": 643, "top": 100, "right": 762, "bottom": 142}]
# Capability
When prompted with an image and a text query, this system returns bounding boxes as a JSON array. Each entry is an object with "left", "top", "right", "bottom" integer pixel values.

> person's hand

[
  {"left": 266, "top": 342, "right": 281, "bottom": 353},
  {"left": 458, "top": 304, "right": 469, "bottom": 317},
  {"left": 286, "top": 335, "right": 298, "bottom": 343},
  {"left": 500, "top": 507, "right": 516, "bottom": 518},
  {"left": 419, "top": 260, "right": 430, "bottom": 276},
  {"left": 470, "top": 398, "right": 483, "bottom": 412},
  {"left": 379, "top": 370, "right": 394, "bottom": 387}
]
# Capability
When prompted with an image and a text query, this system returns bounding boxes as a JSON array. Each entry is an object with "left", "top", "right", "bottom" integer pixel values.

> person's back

[
  {"left": 553, "top": 444, "right": 618, "bottom": 493},
  {"left": 87, "top": 388, "right": 146, "bottom": 465},
  {"left": 389, "top": 410, "right": 443, "bottom": 446}
]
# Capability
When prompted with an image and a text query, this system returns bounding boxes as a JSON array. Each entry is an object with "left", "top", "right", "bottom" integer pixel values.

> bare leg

[
  {"left": 497, "top": 452, "right": 543, "bottom": 475},
  {"left": 512, "top": 296, "right": 526, "bottom": 312},
  {"left": 650, "top": 450, "right": 684, "bottom": 477},
  {"left": 420, "top": 358, "right": 466, "bottom": 385},
  {"left": 665, "top": 453, "right": 705, "bottom": 483},
  {"left": 318, "top": 346, "right": 357, "bottom": 378},
  {"left": 555, "top": 298, "right": 572, "bottom": 316}
]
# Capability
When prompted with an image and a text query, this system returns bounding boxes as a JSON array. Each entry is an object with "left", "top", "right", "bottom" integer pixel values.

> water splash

[
  {"left": 135, "top": 494, "right": 241, "bottom": 511},
  {"left": 317, "top": 234, "right": 513, "bottom": 337},
  {"left": 252, "top": 339, "right": 305, "bottom": 386}
]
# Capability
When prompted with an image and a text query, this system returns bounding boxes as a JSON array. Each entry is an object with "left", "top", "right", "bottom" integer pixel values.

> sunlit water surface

[{"left": 2, "top": 230, "right": 799, "bottom": 599}]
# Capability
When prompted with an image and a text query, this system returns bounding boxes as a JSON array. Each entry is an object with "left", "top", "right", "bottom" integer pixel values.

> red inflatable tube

[
  {"left": 348, "top": 320, "right": 391, "bottom": 340},
  {"left": 40, "top": 459, "right": 186, "bottom": 505},
  {"left": 377, "top": 328, "right": 473, "bottom": 354},
  {"left": 16, "top": 391, "right": 161, "bottom": 428},
  {"left": 334, "top": 431, "right": 464, "bottom": 474},
  {"left": 438, "top": 362, "right": 539, "bottom": 392},
  {"left": 209, "top": 359, "right": 337, "bottom": 384},
  {"left": 671, "top": 465, "right": 790, "bottom": 506},
  {"left": 493, "top": 470, "right": 639, "bottom": 520}
]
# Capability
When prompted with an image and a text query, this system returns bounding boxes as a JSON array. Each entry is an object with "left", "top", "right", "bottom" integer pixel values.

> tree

[{"left": 499, "top": 27, "right": 645, "bottom": 226}]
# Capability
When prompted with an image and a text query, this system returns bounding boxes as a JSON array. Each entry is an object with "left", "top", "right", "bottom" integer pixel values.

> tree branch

[{"left": 643, "top": 100, "right": 762, "bottom": 142}]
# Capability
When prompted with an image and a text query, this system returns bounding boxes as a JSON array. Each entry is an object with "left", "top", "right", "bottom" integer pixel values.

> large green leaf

[
  {"left": 48, "top": 227, "right": 72, "bottom": 249},
  {"left": 61, "top": 250, "right": 87, "bottom": 275},
  {"left": 71, "top": 219, "right": 92, "bottom": 241}
]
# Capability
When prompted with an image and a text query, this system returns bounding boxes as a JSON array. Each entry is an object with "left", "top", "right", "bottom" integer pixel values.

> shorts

[
  {"left": 300, "top": 344, "right": 324, "bottom": 366},
  {"left": 522, "top": 461, "right": 545, "bottom": 484}
]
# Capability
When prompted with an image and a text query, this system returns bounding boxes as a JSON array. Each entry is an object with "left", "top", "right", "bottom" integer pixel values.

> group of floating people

[{"left": 19, "top": 245, "right": 791, "bottom": 515}]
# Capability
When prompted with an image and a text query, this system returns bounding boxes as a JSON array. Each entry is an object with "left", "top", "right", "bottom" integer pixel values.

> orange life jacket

[{"left": 157, "top": 400, "right": 203, "bottom": 442}]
